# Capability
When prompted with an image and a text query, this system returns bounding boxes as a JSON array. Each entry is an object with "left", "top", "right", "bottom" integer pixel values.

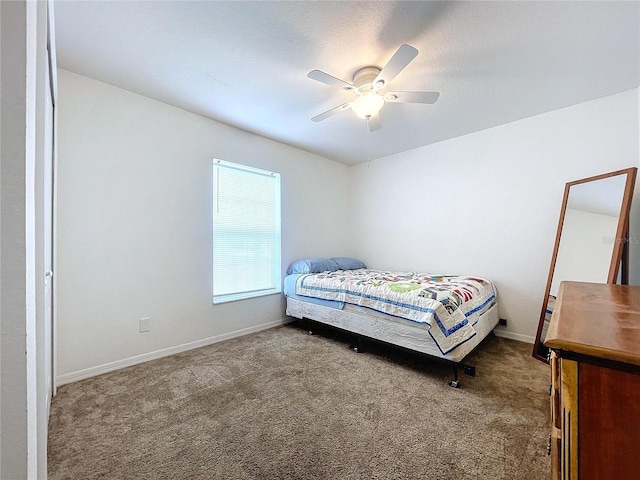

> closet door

[{"left": 43, "top": 36, "right": 55, "bottom": 406}]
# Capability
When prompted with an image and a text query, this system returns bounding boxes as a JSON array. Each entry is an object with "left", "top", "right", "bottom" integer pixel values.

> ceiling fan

[{"left": 307, "top": 44, "right": 440, "bottom": 131}]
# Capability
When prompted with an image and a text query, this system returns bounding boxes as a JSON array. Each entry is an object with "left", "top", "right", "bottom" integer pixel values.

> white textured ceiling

[{"left": 54, "top": 1, "right": 639, "bottom": 166}]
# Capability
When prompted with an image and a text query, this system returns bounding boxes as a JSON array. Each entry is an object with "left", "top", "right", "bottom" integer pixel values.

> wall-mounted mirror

[{"left": 532, "top": 167, "right": 637, "bottom": 363}]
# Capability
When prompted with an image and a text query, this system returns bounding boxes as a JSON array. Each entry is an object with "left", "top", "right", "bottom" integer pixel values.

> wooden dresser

[{"left": 544, "top": 281, "right": 640, "bottom": 480}]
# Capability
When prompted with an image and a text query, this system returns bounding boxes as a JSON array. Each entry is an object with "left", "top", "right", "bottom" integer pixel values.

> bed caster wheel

[
  {"left": 449, "top": 379, "right": 460, "bottom": 388},
  {"left": 307, "top": 330, "right": 314, "bottom": 336},
  {"left": 349, "top": 345, "right": 360, "bottom": 353}
]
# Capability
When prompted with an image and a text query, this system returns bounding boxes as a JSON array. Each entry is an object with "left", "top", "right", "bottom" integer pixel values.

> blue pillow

[
  {"left": 330, "top": 257, "right": 367, "bottom": 270},
  {"left": 286, "top": 258, "right": 339, "bottom": 275}
]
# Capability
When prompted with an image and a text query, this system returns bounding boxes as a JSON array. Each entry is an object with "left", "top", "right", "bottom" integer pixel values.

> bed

[{"left": 284, "top": 257, "right": 499, "bottom": 386}]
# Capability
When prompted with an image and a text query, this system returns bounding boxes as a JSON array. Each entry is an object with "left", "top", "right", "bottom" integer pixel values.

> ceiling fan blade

[
  {"left": 367, "top": 114, "right": 382, "bottom": 131},
  {"left": 384, "top": 91, "right": 440, "bottom": 104},
  {"left": 311, "top": 102, "right": 352, "bottom": 122},
  {"left": 373, "top": 44, "right": 419, "bottom": 90},
  {"left": 307, "top": 70, "right": 355, "bottom": 91}
]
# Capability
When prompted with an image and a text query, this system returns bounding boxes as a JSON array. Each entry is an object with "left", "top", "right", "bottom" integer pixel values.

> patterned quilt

[{"left": 295, "top": 269, "right": 497, "bottom": 354}]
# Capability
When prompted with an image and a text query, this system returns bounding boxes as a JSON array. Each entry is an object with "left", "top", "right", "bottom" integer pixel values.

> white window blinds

[{"left": 213, "top": 159, "right": 281, "bottom": 303}]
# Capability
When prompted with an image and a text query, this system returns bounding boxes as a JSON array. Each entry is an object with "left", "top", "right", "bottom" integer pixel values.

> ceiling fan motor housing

[{"left": 353, "top": 66, "right": 382, "bottom": 93}]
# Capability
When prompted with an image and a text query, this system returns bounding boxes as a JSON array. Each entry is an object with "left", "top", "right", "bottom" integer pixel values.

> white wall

[
  {"left": 350, "top": 89, "right": 640, "bottom": 342},
  {"left": 1, "top": 3, "right": 30, "bottom": 476},
  {"left": 56, "top": 70, "right": 351, "bottom": 382}
]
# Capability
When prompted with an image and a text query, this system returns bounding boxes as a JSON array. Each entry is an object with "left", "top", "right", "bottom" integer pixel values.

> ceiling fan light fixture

[{"left": 351, "top": 92, "right": 384, "bottom": 119}]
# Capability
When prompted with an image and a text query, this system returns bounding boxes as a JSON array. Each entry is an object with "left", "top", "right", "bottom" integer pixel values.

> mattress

[
  {"left": 284, "top": 273, "right": 344, "bottom": 309},
  {"left": 286, "top": 297, "right": 499, "bottom": 364}
]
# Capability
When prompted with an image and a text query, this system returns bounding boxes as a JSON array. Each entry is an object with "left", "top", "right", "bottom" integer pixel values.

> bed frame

[{"left": 286, "top": 297, "right": 500, "bottom": 387}]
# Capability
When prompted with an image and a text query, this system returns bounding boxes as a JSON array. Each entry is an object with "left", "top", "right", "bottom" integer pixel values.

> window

[{"left": 212, "top": 159, "right": 281, "bottom": 303}]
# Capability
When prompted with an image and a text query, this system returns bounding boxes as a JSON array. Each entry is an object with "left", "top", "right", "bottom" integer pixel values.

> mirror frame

[{"left": 532, "top": 167, "right": 638, "bottom": 363}]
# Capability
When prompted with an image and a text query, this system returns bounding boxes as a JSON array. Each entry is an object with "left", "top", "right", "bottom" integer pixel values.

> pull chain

[{"left": 366, "top": 117, "right": 372, "bottom": 167}]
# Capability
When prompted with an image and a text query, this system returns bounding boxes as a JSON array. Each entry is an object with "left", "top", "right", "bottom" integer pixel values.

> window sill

[{"left": 213, "top": 288, "right": 281, "bottom": 304}]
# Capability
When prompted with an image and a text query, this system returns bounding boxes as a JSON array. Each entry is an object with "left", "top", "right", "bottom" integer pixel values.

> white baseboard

[
  {"left": 493, "top": 329, "right": 535, "bottom": 344},
  {"left": 57, "top": 318, "right": 292, "bottom": 386}
]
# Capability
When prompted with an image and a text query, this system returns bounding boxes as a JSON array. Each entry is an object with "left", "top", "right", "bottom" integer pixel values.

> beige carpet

[{"left": 48, "top": 321, "right": 551, "bottom": 479}]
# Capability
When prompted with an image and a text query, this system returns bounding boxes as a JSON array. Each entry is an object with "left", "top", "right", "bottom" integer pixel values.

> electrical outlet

[
  {"left": 139, "top": 317, "right": 151, "bottom": 333},
  {"left": 498, "top": 318, "right": 507, "bottom": 326}
]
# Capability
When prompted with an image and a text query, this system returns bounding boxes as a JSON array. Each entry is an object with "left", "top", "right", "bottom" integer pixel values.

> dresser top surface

[{"left": 544, "top": 281, "right": 640, "bottom": 366}]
